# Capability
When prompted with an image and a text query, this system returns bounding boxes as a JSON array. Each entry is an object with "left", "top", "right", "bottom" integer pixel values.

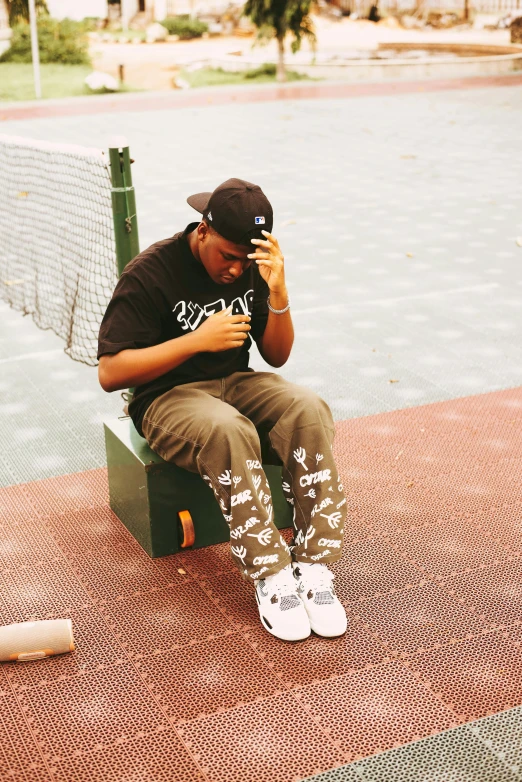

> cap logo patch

[
  {"left": 207, "top": 211, "right": 213, "bottom": 221},
  {"left": 255, "top": 216, "right": 265, "bottom": 225}
]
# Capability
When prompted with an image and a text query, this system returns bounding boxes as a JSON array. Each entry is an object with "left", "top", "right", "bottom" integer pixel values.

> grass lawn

[
  {"left": 0, "top": 62, "right": 132, "bottom": 102},
  {"left": 180, "top": 63, "right": 316, "bottom": 89},
  {"left": 0, "top": 61, "right": 316, "bottom": 101}
]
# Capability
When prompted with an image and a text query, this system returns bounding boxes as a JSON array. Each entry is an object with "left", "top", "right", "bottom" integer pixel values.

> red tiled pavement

[
  {"left": 404, "top": 632, "right": 522, "bottom": 721},
  {"left": 294, "top": 661, "right": 458, "bottom": 760},
  {"left": 1, "top": 73, "right": 522, "bottom": 122},
  {"left": 0, "top": 386, "right": 521, "bottom": 780}
]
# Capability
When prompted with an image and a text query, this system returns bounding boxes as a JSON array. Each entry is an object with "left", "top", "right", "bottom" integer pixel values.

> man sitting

[{"left": 98, "top": 178, "right": 347, "bottom": 641}]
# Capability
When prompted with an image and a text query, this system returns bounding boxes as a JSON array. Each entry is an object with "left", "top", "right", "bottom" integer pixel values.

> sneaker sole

[{"left": 309, "top": 618, "right": 348, "bottom": 638}]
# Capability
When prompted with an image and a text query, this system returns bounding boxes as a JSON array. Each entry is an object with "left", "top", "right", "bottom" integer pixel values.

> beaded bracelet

[{"left": 267, "top": 295, "right": 291, "bottom": 315}]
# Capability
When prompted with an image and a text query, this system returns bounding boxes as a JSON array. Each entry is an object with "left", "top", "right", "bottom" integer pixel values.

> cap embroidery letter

[
  {"left": 255, "top": 216, "right": 265, "bottom": 225},
  {"left": 207, "top": 211, "right": 213, "bottom": 221}
]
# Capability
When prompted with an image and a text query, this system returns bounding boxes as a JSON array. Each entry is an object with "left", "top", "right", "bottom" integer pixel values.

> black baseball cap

[{"left": 187, "top": 177, "right": 273, "bottom": 247}]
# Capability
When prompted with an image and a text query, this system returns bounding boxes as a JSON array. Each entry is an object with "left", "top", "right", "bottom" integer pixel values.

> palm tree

[{"left": 243, "top": 0, "right": 316, "bottom": 83}]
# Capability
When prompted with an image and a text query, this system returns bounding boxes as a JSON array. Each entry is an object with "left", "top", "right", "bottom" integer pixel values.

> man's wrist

[
  {"left": 268, "top": 288, "right": 289, "bottom": 310},
  {"left": 180, "top": 329, "right": 204, "bottom": 355}
]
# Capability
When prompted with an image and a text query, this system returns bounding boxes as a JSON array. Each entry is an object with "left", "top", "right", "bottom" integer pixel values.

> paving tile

[
  {"left": 197, "top": 570, "right": 261, "bottom": 631},
  {"left": 355, "top": 724, "right": 518, "bottom": 782},
  {"left": 15, "top": 665, "right": 170, "bottom": 762},
  {"left": 335, "top": 411, "right": 422, "bottom": 451},
  {"left": 42, "top": 505, "right": 148, "bottom": 558},
  {"left": 244, "top": 619, "right": 389, "bottom": 688},
  {"left": 0, "top": 690, "right": 50, "bottom": 782},
  {"left": 506, "top": 625, "right": 522, "bottom": 645},
  {"left": 387, "top": 519, "right": 512, "bottom": 581},
  {"left": 177, "top": 692, "right": 345, "bottom": 782},
  {"left": 0, "top": 483, "right": 40, "bottom": 525},
  {"left": 344, "top": 480, "right": 458, "bottom": 536},
  {"left": 350, "top": 581, "right": 487, "bottom": 656},
  {"left": 405, "top": 633, "right": 522, "bottom": 721},
  {"left": 1, "top": 437, "right": 102, "bottom": 487},
  {"left": 98, "top": 582, "right": 232, "bottom": 656},
  {"left": 178, "top": 540, "right": 237, "bottom": 579},
  {"left": 295, "top": 661, "right": 457, "bottom": 760},
  {"left": 0, "top": 517, "right": 68, "bottom": 571},
  {"left": 466, "top": 502, "right": 522, "bottom": 553},
  {"left": 334, "top": 441, "right": 400, "bottom": 496},
  {"left": 134, "top": 632, "right": 283, "bottom": 724},
  {"left": 47, "top": 728, "right": 205, "bottom": 782},
  {"left": 469, "top": 706, "right": 522, "bottom": 775},
  {"left": 0, "top": 557, "right": 91, "bottom": 622},
  {"left": 43, "top": 507, "right": 182, "bottom": 602},
  {"left": 371, "top": 437, "right": 470, "bottom": 481},
  {"left": 422, "top": 466, "right": 521, "bottom": 516},
  {"left": 442, "top": 560, "right": 522, "bottom": 628},
  {"left": 330, "top": 539, "right": 427, "bottom": 604},
  {"left": 302, "top": 763, "right": 363, "bottom": 782},
  {"left": 485, "top": 389, "right": 522, "bottom": 425},
  {"left": 22, "top": 468, "right": 109, "bottom": 516}
]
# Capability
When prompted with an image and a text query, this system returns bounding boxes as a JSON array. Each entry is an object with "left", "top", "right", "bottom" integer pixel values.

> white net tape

[{"left": 0, "top": 134, "right": 117, "bottom": 365}]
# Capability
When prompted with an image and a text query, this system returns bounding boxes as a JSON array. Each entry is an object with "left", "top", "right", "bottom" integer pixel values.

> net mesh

[{"left": 0, "top": 134, "right": 117, "bottom": 365}]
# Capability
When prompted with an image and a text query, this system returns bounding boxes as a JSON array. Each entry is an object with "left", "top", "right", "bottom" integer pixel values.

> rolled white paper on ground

[{"left": 0, "top": 619, "right": 75, "bottom": 662}]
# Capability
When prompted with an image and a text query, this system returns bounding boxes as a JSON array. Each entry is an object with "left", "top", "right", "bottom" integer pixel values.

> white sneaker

[
  {"left": 255, "top": 565, "right": 311, "bottom": 641},
  {"left": 292, "top": 562, "right": 347, "bottom": 638}
]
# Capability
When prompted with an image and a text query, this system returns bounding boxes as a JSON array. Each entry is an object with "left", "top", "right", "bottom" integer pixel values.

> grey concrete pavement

[{"left": 1, "top": 82, "right": 521, "bottom": 485}]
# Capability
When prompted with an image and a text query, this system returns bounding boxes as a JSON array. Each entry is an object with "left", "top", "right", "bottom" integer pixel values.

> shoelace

[
  {"left": 298, "top": 565, "right": 336, "bottom": 605},
  {"left": 261, "top": 566, "right": 300, "bottom": 603},
  {"left": 298, "top": 564, "right": 335, "bottom": 593}
]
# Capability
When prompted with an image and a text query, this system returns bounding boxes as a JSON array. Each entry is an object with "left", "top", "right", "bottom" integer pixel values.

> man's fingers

[
  {"left": 228, "top": 314, "right": 251, "bottom": 323},
  {"left": 250, "top": 252, "right": 273, "bottom": 261},
  {"left": 217, "top": 312, "right": 250, "bottom": 322},
  {"left": 261, "top": 230, "right": 279, "bottom": 247},
  {"left": 251, "top": 238, "right": 273, "bottom": 250}
]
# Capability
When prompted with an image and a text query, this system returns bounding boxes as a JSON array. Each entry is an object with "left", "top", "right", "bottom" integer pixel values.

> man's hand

[
  {"left": 249, "top": 230, "right": 287, "bottom": 296},
  {"left": 194, "top": 307, "right": 251, "bottom": 353}
]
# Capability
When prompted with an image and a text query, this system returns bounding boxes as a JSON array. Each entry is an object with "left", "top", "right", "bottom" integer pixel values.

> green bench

[{"left": 104, "top": 417, "right": 293, "bottom": 558}]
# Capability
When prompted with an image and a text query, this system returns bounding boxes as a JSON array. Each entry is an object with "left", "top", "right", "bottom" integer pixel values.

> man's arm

[
  {"left": 258, "top": 288, "right": 294, "bottom": 367},
  {"left": 249, "top": 231, "right": 294, "bottom": 368},
  {"left": 98, "top": 309, "right": 251, "bottom": 393}
]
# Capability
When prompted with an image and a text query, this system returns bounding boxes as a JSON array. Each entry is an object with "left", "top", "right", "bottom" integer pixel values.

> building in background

[{"left": 44, "top": 0, "right": 235, "bottom": 25}]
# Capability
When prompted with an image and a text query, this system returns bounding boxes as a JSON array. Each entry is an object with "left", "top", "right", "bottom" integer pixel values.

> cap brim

[{"left": 187, "top": 192, "right": 212, "bottom": 214}]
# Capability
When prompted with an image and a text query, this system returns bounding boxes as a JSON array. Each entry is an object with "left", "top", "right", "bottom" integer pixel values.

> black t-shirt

[{"left": 98, "top": 222, "right": 269, "bottom": 435}]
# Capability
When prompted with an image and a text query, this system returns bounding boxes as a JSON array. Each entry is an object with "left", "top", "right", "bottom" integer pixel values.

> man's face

[{"left": 196, "top": 222, "right": 252, "bottom": 285}]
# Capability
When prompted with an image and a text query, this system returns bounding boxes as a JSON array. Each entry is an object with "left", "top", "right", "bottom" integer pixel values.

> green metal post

[{"left": 109, "top": 140, "right": 140, "bottom": 276}]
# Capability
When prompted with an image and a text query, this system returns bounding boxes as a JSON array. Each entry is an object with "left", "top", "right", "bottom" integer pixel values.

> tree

[
  {"left": 243, "top": 0, "right": 316, "bottom": 83},
  {"left": 6, "top": 0, "right": 48, "bottom": 26}
]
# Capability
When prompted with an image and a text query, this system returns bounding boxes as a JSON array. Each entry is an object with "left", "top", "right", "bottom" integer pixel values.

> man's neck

[{"left": 187, "top": 224, "right": 202, "bottom": 263}]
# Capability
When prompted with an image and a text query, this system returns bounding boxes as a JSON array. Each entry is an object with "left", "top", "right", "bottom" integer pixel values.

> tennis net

[{"left": 0, "top": 134, "right": 117, "bottom": 365}]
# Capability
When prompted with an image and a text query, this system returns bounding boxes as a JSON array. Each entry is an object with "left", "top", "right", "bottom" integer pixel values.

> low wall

[{"left": 209, "top": 42, "right": 522, "bottom": 82}]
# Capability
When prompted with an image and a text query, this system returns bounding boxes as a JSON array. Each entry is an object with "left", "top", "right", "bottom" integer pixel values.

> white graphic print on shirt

[{"left": 173, "top": 290, "right": 254, "bottom": 332}]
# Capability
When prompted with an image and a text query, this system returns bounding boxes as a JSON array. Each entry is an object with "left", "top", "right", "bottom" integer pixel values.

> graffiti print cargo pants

[{"left": 142, "top": 371, "right": 347, "bottom": 582}]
